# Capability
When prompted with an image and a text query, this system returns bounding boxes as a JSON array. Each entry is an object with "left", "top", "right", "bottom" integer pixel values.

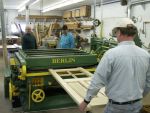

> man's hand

[{"left": 79, "top": 101, "right": 88, "bottom": 112}]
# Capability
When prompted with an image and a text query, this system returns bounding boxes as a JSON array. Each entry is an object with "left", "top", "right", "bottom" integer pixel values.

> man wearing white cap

[{"left": 79, "top": 18, "right": 150, "bottom": 113}]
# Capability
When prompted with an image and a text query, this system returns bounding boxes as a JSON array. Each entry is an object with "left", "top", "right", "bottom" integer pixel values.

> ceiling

[{"left": 3, "top": 0, "right": 119, "bottom": 11}]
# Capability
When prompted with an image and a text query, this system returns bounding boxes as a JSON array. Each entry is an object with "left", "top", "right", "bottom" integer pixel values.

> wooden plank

[
  {"left": 49, "top": 69, "right": 83, "bottom": 105},
  {"left": 16, "top": 15, "right": 62, "bottom": 20},
  {"left": 72, "top": 72, "right": 86, "bottom": 76},
  {"left": 54, "top": 67, "right": 82, "bottom": 73},
  {"left": 64, "top": 77, "right": 91, "bottom": 83},
  {"left": 35, "top": 25, "right": 40, "bottom": 45},
  {"left": 49, "top": 68, "right": 108, "bottom": 110},
  {"left": 68, "top": 82, "right": 87, "bottom": 98},
  {"left": 47, "top": 20, "right": 55, "bottom": 37},
  {"left": 58, "top": 74, "right": 71, "bottom": 76},
  {"left": 79, "top": 80, "right": 89, "bottom": 89},
  {"left": 90, "top": 96, "right": 108, "bottom": 106},
  {"left": 68, "top": 82, "right": 108, "bottom": 106},
  {"left": 79, "top": 67, "right": 93, "bottom": 76},
  {"left": 100, "top": 87, "right": 106, "bottom": 96},
  {"left": 82, "top": 81, "right": 106, "bottom": 97}
]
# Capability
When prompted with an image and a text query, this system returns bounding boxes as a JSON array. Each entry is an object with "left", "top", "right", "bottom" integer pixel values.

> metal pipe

[
  {"left": 100, "top": 0, "right": 103, "bottom": 23},
  {"left": 93, "top": 0, "right": 96, "bottom": 36},
  {"left": 5, "top": 10, "right": 9, "bottom": 35},
  {"left": 131, "top": 0, "right": 150, "bottom": 5},
  {"left": 0, "top": 0, "right": 9, "bottom": 68},
  {"left": 127, "top": 0, "right": 131, "bottom": 18},
  {"left": 96, "top": 0, "right": 120, "bottom": 6},
  {"left": 26, "top": 5, "right": 29, "bottom": 25},
  {"left": 100, "top": 0, "right": 103, "bottom": 38}
]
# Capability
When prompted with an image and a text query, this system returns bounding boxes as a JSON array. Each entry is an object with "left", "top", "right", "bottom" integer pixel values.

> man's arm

[
  {"left": 143, "top": 59, "right": 150, "bottom": 97},
  {"left": 84, "top": 53, "right": 112, "bottom": 102},
  {"left": 79, "top": 52, "right": 112, "bottom": 111}
]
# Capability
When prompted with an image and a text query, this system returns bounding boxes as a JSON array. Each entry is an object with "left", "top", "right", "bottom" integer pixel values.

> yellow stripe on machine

[
  {"left": 10, "top": 58, "right": 16, "bottom": 65},
  {"left": 26, "top": 72, "right": 50, "bottom": 77}
]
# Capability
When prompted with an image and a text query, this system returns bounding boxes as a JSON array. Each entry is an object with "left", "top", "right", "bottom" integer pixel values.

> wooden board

[
  {"left": 16, "top": 15, "right": 62, "bottom": 20},
  {"left": 35, "top": 25, "right": 40, "bottom": 45},
  {"left": 49, "top": 67, "right": 108, "bottom": 110}
]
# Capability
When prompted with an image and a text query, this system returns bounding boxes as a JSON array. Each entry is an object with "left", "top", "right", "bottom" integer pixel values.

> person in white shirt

[{"left": 79, "top": 18, "right": 150, "bottom": 113}]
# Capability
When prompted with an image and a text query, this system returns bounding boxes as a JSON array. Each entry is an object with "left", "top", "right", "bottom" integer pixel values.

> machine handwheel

[{"left": 31, "top": 89, "right": 45, "bottom": 103}]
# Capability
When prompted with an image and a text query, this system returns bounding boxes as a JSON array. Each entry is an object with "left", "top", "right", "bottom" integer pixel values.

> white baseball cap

[
  {"left": 115, "top": 18, "right": 135, "bottom": 28},
  {"left": 112, "top": 18, "right": 135, "bottom": 37}
]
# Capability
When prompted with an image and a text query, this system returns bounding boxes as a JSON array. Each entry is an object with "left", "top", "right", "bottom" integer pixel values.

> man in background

[
  {"left": 79, "top": 18, "right": 150, "bottom": 113},
  {"left": 59, "top": 25, "right": 75, "bottom": 48},
  {"left": 22, "top": 26, "right": 37, "bottom": 50}
]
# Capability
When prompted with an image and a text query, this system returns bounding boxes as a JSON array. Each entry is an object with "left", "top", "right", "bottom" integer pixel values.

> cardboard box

[
  {"left": 52, "top": 23, "right": 61, "bottom": 29},
  {"left": 63, "top": 11, "right": 72, "bottom": 18},
  {"left": 66, "top": 22, "right": 80, "bottom": 29},
  {"left": 80, "top": 5, "right": 91, "bottom": 17},
  {"left": 75, "top": 9, "right": 80, "bottom": 17}
]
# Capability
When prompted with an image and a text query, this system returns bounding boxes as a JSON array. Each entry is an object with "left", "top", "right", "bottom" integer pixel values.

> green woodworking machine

[
  {"left": 5, "top": 49, "right": 97, "bottom": 112},
  {"left": 4, "top": 35, "right": 142, "bottom": 112}
]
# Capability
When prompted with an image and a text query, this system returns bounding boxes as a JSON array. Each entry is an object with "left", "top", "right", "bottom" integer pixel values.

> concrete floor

[
  {"left": 0, "top": 56, "right": 83, "bottom": 113},
  {"left": 0, "top": 56, "right": 12, "bottom": 113}
]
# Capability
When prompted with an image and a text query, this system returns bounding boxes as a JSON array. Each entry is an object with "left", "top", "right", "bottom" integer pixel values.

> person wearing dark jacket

[{"left": 22, "top": 26, "right": 37, "bottom": 50}]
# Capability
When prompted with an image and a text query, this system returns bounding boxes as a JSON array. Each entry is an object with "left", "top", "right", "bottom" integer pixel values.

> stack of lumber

[
  {"left": 80, "top": 25, "right": 94, "bottom": 30},
  {"left": 63, "top": 11, "right": 72, "bottom": 18},
  {"left": 65, "top": 22, "right": 80, "bottom": 30},
  {"left": 80, "top": 5, "right": 91, "bottom": 17},
  {"left": 34, "top": 22, "right": 60, "bottom": 46}
]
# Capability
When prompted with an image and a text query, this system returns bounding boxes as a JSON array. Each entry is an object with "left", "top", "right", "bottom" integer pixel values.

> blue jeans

[{"left": 104, "top": 101, "right": 142, "bottom": 113}]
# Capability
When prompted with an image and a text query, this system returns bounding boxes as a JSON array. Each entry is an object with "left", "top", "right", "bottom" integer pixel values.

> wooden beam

[
  {"left": 49, "top": 69, "right": 83, "bottom": 105},
  {"left": 16, "top": 15, "right": 62, "bottom": 20},
  {"left": 64, "top": 77, "right": 91, "bottom": 83}
]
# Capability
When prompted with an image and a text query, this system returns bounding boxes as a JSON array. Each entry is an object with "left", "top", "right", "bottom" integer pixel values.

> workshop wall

[
  {"left": 80, "top": 2, "right": 127, "bottom": 42},
  {"left": 131, "top": 2, "right": 150, "bottom": 47},
  {"left": 4, "top": 1, "right": 150, "bottom": 47},
  {"left": 79, "top": 2, "right": 127, "bottom": 42},
  {"left": 6, "top": 10, "right": 18, "bottom": 35},
  {"left": 91, "top": 2, "right": 127, "bottom": 38},
  {"left": 5, "top": 9, "right": 63, "bottom": 35}
]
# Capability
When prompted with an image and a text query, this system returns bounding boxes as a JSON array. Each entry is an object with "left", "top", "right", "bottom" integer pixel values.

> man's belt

[{"left": 109, "top": 99, "right": 141, "bottom": 105}]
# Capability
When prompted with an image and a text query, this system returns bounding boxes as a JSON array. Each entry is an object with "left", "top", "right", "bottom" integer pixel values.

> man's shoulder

[
  {"left": 23, "top": 33, "right": 30, "bottom": 37},
  {"left": 106, "top": 45, "right": 150, "bottom": 57},
  {"left": 104, "top": 46, "right": 125, "bottom": 59},
  {"left": 103, "top": 48, "right": 117, "bottom": 59},
  {"left": 105, "top": 47, "right": 117, "bottom": 55},
  {"left": 68, "top": 32, "right": 73, "bottom": 37},
  {"left": 22, "top": 34, "right": 28, "bottom": 39},
  {"left": 135, "top": 46, "right": 150, "bottom": 56}
]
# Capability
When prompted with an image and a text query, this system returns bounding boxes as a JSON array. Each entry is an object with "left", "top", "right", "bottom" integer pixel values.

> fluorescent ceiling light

[
  {"left": 30, "top": 0, "right": 40, "bottom": 7},
  {"left": 17, "top": 0, "right": 30, "bottom": 9},
  {"left": 42, "top": 0, "right": 85, "bottom": 13},
  {"left": 18, "top": 7, "right": 25, "bottom": 12},
  {"left": 18, "top": 0, "right": 40, "bottom": 12}
]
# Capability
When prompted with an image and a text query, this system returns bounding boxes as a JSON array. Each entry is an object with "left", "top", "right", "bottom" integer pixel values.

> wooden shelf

[
  {"left": 81, "top": 25, "right": 94, "bottom": 30},
  {"left": 63, "top": 17, "right": 93, "bottom": 22},
  {"left": 16, "top": 15, "right": 62, "bottom": 20}
]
